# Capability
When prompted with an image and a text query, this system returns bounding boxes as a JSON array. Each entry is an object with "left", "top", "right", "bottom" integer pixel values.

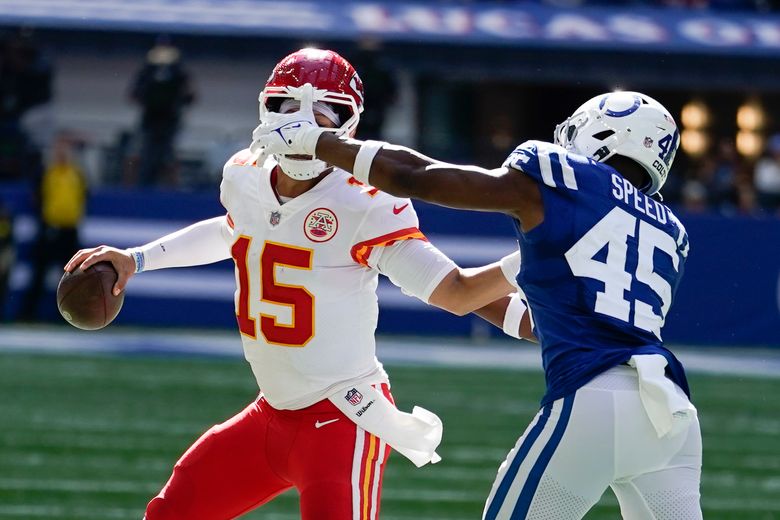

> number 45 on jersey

[{"left": 565, "top": 207, "right": 686, "bottom": 339}]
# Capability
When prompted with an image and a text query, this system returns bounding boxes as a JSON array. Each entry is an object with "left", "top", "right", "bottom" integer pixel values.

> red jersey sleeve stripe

[
  {"left": 350, "top": 227, "right": 428, "bottom": 267},
  {"left": 226, "top": 213, "right": 235, "bottom": 229}
]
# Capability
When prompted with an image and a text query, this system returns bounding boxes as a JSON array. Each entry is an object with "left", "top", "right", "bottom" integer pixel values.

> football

[{"left": 56, "top": 261, "right": 125, "bottom": 330}]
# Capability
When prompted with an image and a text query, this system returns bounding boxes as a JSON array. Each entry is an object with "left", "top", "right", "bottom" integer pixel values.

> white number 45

[{"left": 564, "top": 207, "right": 681, "bottom": 339}]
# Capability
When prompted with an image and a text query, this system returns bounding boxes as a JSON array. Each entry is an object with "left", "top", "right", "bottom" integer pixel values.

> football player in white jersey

[{"left": 65, "top": 48, "right": 530, "bottom": 520}]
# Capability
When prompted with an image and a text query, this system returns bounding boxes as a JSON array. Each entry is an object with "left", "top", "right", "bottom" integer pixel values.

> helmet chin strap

[{"left": 276, "top": 155, "right": 330, "bottom": 180}]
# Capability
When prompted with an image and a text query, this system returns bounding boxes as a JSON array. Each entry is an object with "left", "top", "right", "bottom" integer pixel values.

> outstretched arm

[
  {"left": 64, "top": 216, "right": 233, "bottom": 296},
  {"left": 426, "top": 260, "right": 516, "bottom": 317},
  {"left": 376, "top": 241, "right": 534, "bottom": 341},
  {"left": 315, "top": 134, "right": 541, "bottom": 222},
  {"left": 374, "top": 238, "right": 514, "bottom": 316},
  {"left": 251, "top": 86, "right": 543, "bottom": 227}
]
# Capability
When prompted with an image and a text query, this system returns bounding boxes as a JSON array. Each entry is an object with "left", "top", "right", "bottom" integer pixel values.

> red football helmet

[{"left": 260, "top": 48, "right": 364, "bottom": 138}]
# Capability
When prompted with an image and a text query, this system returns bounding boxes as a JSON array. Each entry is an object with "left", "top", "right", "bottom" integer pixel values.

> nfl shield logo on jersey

[
  {"left": 345, "top": 388, "right": 363, "bottom": 406},
  {"left": 269, "top": 211, "right": 281, "bottom": 227}
]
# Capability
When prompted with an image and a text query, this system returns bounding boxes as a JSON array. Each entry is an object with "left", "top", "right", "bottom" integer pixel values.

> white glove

[{"left": 249, "top": 83, "right": 326, "bottom": 157}]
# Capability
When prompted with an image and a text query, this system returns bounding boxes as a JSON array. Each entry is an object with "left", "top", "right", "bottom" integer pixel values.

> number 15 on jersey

[{"left": 231, "top": 237, "right": 315, "bottom": 347}]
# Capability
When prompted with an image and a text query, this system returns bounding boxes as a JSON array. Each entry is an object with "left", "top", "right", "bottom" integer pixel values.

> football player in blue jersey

[{"left": 253, "top": 90, "right": 700, "bottom": 519}]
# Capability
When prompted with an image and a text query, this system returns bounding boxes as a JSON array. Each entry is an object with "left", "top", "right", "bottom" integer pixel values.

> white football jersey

[{"left": 220, "top": 150, "right": 425, "bottom": 410}]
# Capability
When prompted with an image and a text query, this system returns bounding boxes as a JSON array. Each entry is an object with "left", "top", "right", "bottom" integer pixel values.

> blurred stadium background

[{"left": 0, "top": 0, "right": 779, "bottom": 519}]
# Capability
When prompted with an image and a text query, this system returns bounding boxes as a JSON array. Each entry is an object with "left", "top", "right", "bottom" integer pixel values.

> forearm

[
  {"left": 461, "top": 261, "right": 516, "bottom": 301},
  {"left": 315, "top": 135, "right": 432, "bottom": 199},
  {"left": 428, "top": 262, "right": 515, "bottom": 316},
  {"left": 474, "top": 294, "right": 536, "bottom": 341},
  {"left": 316, "top": 134, "right": 522, "bottom": 212},
  {"left": 473, "top": 296, "right": 510, "bottom": 330},
  {"left": 130, "top": 216, "right": 232, "bottom": 271}
]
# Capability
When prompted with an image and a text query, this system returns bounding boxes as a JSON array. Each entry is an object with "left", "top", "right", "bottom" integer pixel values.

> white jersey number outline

[
  {"left": 231, "top": 237, "right": 315, "bottom": 347},
  {"left": 564, "top": 207, "right": 680, "bottom": 339}
]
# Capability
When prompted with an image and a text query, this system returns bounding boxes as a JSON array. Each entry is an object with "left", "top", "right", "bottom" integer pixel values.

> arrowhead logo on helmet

[{"left": 349, "top": 73, "right": 365, "bottom": 105}]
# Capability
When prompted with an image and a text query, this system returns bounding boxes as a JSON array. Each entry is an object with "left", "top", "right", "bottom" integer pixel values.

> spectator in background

[
  {"left": 689, "top": 138, "right": 741, "bottom": 212},
  {"left": 753, "top": 134, "right": 780, "bottom": 214},
  {"left": 680, "top": 179, "right": 709, "bottom": 213},
  {"left": 0, "top": 199, "right": 13, "bottom": 321},
  {"left": 129, "top": 37, "right": 195, "bottom": 187},
  {"left": 19, "top": 134, "right": 87, "bottom": 321},
  {"left": 735, "top": 181, "right": 760, "bottom": 215},
  {"left": 0, "top": 29, "right": 51, "bottom": 180},
  {"left": 710, "top": 138, "right": 741, "bottom": 207}
]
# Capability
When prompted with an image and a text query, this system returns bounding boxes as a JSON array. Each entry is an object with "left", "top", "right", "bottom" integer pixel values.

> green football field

[{"left": 0, "top": 351, "right": 778, "bottom": 519}]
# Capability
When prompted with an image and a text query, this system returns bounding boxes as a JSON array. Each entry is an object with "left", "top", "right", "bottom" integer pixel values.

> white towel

[
  {"left": 629, "top": 354, "right": 697, "bottom": 438},
  {"left": 329, "top": 383, "right": 443, "bottom": 467}
]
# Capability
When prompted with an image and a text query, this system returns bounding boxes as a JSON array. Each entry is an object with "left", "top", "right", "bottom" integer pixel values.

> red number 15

[{"left": 231, "top": 237, "right": 315, "bottom": 347}]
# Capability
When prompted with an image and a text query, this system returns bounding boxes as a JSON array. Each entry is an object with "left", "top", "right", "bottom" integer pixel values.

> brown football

[{"left": 56, "top": 261, "right": 124, "bottom": 330}]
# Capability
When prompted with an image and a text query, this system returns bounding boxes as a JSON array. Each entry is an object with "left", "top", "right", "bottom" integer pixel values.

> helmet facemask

[{"left": 259, "top": 86, "right": 360, "bottom": 180}]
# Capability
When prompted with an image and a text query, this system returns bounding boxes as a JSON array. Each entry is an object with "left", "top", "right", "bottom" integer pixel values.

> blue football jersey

[{"left": 504, "top": 141, "right": 690, "bottom": 406}]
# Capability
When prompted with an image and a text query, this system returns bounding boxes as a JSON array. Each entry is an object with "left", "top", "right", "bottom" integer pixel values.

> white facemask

[{"left": 272, "top": 100, "right": 341, "bottom": 180}]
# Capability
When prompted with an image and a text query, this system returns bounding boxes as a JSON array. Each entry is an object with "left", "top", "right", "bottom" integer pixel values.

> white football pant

[{"left": 483, "top": 365, "right": 702, "bottom": 519}]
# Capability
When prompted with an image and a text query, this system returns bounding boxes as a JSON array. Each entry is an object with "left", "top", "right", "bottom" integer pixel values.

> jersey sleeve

[
  {"left": 375, "top": 239, "right": 456, "bottom": 303},
  {"left": 503, "top": 140, "right": 580, "bottom": 193},
  {"left": 666, "top": 207, "right": 690, "bottom": 260},
  {"left": 350, "top": 195, "right": 427, "bottom": 268},
  {"left": 135, "top": 216, "right": 233, "bottom": 271},
  {"left": 220, "top": 148, "right": 265, "bottom": 224},
  {"left": 220, "top": 149, "right": 248, "bottom": 216}
]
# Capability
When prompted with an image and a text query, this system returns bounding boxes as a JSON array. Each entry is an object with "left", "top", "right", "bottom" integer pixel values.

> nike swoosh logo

[
  {"left": 392, "top": 203, "right": 409, "bottom": 215},
  {"left": 315, "top": 418, "right": 340, "bottom": 429}
]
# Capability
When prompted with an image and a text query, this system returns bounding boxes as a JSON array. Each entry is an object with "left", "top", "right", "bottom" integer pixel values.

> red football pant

[{"left": 145, "top": 385, "right": 393, "bottom": 520}]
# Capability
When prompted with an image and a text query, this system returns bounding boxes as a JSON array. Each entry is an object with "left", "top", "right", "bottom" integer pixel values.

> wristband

[
  {"left": 500, "top": 250, "right": 522, "bottom": 290},
  {"left": 502, "top": 293, "right": 527, "bottom": 339},
  {"left": 127, "top": 249, "right": 145, "bottom": 274},
  {"left": 353, "top": 140, "right": 386, "bottom": 184}
]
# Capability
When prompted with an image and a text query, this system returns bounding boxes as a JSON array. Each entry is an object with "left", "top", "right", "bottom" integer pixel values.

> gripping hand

[{"left": 249, "top": 83, "right": 326, "bottom": 157}]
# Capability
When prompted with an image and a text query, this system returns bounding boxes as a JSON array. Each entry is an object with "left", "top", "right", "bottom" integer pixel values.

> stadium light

[
  {"left": 681, "top": 100, "right": 710, "bottom": 130},
  {"left": 736, "top": 130, "right": 764, "bottom": 159},
  {"left": 680, "top": 100, "right": 710, "bottom": 157},
  {"left": 681, "top": 129, "right": 709, "bottom": 158},
  {"left": 736, "top": 99, "right": 765, "bottom": 131}
]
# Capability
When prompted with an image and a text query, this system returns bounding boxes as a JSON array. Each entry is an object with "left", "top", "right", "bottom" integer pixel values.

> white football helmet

[{"left": 554, "top": 91, "right": 679, "bottom": 196}]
